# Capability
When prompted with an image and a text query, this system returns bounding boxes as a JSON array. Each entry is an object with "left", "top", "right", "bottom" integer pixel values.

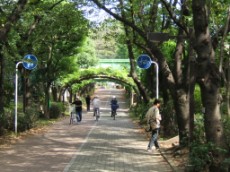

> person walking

[
  {"left": 146, "top": 99, "right": 161, "bottom": 152},
  {"left": 71, "top": 96, "right": 83, "bottom": 122},
  {"left": 85, "top": 95, "right": 91, "bottom": 112}
]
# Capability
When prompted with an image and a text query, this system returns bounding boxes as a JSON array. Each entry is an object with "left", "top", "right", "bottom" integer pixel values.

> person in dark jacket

[
  {"left": 72, "top": 96, "right": 83, "bottom": 122},
  {"left": 85, "top": 95, "right": 91, "bottom": 112},
  {"left": 110, "top": 96, "right": 119, "bottom": 116}
]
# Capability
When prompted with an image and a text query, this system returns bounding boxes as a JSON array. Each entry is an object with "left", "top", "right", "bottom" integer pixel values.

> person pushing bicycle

[{"left": 71, "top": 96, "right": 82, "bottom": 122}]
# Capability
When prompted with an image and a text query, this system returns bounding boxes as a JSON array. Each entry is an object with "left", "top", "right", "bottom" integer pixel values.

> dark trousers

[
  {"left": 86, "top": 103, "right": 90, "bottom": 111},
  {"left": 76, "top": 110, "right": 82, "bottom": 122}
]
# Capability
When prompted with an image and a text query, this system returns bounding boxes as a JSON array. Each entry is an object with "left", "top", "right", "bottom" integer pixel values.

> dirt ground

[
  {"left": 159, "top": 136, "right": 189, "bottom": 171},
  {"left": 135, "top": 120, "right": 189, "bottom": 172}
]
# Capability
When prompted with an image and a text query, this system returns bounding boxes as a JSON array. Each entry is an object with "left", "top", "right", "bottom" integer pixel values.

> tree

[
  {"left": 192, "top": 0, "right": 228, "bottom": 170},
  {"left": 26, "top": 1, "right": 89, "bottom": 117},
  {"left": 1, "top": 0, "right": 89, "bottom": 119},
  {"left": 90, "top": 18, "right": 128, "bottom": 59},
  {"left": 0, "top": 0, "right": 29, "bottom": 134},
  {"left": 75, "top": 36, "right": 98, "bottom": 68}
]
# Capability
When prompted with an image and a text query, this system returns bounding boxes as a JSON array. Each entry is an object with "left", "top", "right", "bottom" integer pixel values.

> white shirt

[{"left": 92, "top": 98, "right": 101, "bottom": 108}]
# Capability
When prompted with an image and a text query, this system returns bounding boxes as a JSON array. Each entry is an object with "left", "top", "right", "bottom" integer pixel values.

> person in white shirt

[{"left": 92, "top": 95, "right": 101, "bottom": 117}]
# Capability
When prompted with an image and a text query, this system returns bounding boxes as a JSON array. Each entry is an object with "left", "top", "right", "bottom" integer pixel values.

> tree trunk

[
  {"left": 69, "top": 88, "right": 72, "bottom": 103},
  {"left": 51, "top": 86, "right": 58, "bottom": 102},
  {"left": 0, "top": 50, "right": 5, "bottom": 114},
  {"left": 187, "top": 47, "right": 196, "bottom": 143},
  {"left": 192, "top": 0, "right": 226, "bottom": 170},
  {"left": 227, "top": 57, "right": 230, "bottom": 116},
  {"left": 23, "top": 76, "right": 29, "bottom": 113},
  {"left": 44, "top": 82, "right": 51, "bottom": 119},
  {"left": 149, "top": 41, "right": 192, "bottom": 145}
]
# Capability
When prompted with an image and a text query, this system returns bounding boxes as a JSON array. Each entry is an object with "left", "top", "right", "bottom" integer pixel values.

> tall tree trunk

[
  {"left": 23, "top": 77, "right": 29, "bottom": 113},
  {"left": 173, "top": 32, "right": 197, "bottom": 146},
  {"left": 187, "top": 47, "right": 196, "bottom": 143},
  {"left": 0, "top": 49, "right": 5, "bottom": 114},
  {"left": 69, "top": 88, "right": 72, "bottom": 103},
  {"left": 227, "top": 57, "right": 230, "bottom": 116},
  {"left": 51, "top": 86, "right": 58, "bottom": 102},
  {"left": 44, "top": 82, "right": 51, "bottom": 119},
  {"left": 149, "top": 42, "right": 192, "bottom": 145},
  {"left": 192, "top": 0, "right": 226, "bottom": 170}
]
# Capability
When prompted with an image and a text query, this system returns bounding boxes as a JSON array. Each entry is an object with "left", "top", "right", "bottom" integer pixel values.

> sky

[{"left": 81, "top": 6, "right": 111, "bottom": 24}]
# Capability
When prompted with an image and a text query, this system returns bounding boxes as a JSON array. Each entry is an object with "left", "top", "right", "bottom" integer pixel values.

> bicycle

[
  {"left": 94, "top": 108, "right": 100, "bottom": 121},
  {"left": 111, "top": 109, "right": 117, "bottom": 120},
  {"left": 111, "top": 104, "right": 119, "bottom": 120},
  {"left": 69, "top": 105, "right": 80, "bottom": 124}
]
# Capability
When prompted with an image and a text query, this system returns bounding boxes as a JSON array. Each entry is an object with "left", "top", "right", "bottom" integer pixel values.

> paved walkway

[
  {"left": 64, "top": 112, "right": 172, "bottom": 172},
  {"left": 0, "top": 88, "right": 175, "bottom": 172}
]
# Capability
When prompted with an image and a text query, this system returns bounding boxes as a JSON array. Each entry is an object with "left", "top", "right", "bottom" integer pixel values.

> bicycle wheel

[
  {"left": 114, "top": 111, "right": 116, "bottom": 120},
  {"left": 70, "top": 113, "right": 73, "bottom": 125},
  {"left": 112, "top": 110, "right": 116, "bottom": 120},
  {"left": 96, "top": 109, "right": 99, "bottom": 121}
]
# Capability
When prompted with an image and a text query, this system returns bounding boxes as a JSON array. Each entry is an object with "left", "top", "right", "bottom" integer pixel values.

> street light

[
  {"left": 15, "top": 54, "right": 38, "bottom": 134},
  {"left": 151, "top": 60, "right": 159, "bottom": 99},
  {"left": 137, "top": 54, "right": 159, "bottom": 99},
  {"left": 15, "top": 61, "right": 23, "bottom": 134}
]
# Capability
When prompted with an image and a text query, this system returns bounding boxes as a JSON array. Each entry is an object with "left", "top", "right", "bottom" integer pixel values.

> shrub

[
  {"left": 189, "top": 142, "right": 213, "bottom": 171},
  {"left": 0, "top": 108, "right": 13, "bottom": 135},
  {"left": 189, "top": 142, "right": 227, "bottom": 172},
  {"left": 0, "top": 112, "right": 8, "bottom": 136},
  {"left": 17, "top": 104, "right": 40, "bottom": 132},
  {"left": 189, "top": 113, "right": 229, "bottom": 171},
  {"left": 24, "top": 105, "right": 40, "bottom": 129},
  {"left": 129, "top": 102, "right": 149, "bottom": 123},
  {"left": 49, "top": 102, "right": 65, "bottom": 119},
  {"left": 3, "top": 104, "right": 40, "bottom": 133}
]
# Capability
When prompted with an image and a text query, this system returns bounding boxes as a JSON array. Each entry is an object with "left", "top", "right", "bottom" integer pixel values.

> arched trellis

[{"left": 60, "top": 74, "right": 139, "bottom": 102}]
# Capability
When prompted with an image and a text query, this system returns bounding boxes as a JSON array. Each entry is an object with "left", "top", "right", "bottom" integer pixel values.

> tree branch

[
  {"left": 91, "top": 0, "right": 147, "bottom": 39},
  {"left": 160, "top": 0, "right": 189, "bottom": 35}
]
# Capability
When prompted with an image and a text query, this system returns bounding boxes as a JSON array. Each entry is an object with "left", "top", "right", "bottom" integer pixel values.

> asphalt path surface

[{"left": 0, "top": 88, "right": 174, "bottom": 172}]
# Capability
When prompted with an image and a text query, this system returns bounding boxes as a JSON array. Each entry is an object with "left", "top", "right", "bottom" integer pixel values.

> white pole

[
  {"left": 15, "top": 62, "right": 22, "bottom": 134},
  {"left": 152, "top": 61, "right": 159, "bottom": 99}
]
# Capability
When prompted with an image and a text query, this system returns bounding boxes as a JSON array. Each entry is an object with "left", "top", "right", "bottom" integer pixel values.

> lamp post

[
  {"left": 15, "top": 61, "right": 22, "bottom": 134},
  {"left": 151, "top": 60, "right": 159, "bottom": 99},
  {"left": 137, "top": 54, "right": 159, "bottom": 99},
  {"left": 14, "top": 54, "right": 38, "bottom": 134}
]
